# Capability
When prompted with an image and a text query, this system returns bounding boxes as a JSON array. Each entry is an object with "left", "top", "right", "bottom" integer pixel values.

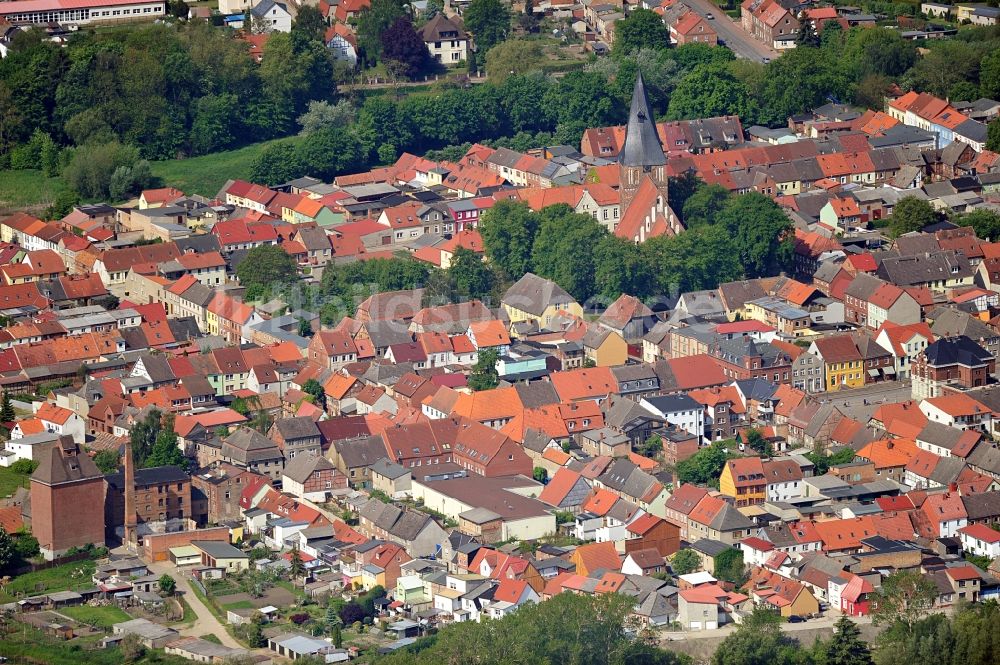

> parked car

[{"left": 787, "top": 615, "right": 805, "bottom": 623}]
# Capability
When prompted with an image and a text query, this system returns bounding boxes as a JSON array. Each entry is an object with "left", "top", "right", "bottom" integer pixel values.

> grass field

[
  {"left": 0, "top": 463, "right": 32, "bottom": 499},
  {"left": 150, "top": 138, "right": 293, "bottom": 197},
  {"left": 59, "top": 604, "right": 132, "bottom": 629},
  {"left": 0, "top": 169, "right": 61, "bottom": 213},
  {"left": 3, "top": 620, "right": 191, "bottom": 665},
  {"left": 222, "top": 599, "right": 255, "bottom": 611},
  {"left": 0, "top": 558, "right": 97, "bottom": 602}
]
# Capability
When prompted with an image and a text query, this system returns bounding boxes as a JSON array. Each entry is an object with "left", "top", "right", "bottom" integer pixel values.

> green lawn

[
  {"left": 59, "top": 604, "right": 132, "bottom": 629},
  {"left": 150, "top": 138, "right": 294, "bottom": 197},
  {"left": 0, "top": 558, "right": 97, "bottom": 602},
  {"left": 0, "top": 169, "right": 61, "bottom": 212},
  {"left": 0, "top": 463, "right": 31, "bottom": 499},
  {"left": 222, "top": 599, "right": 255, "bottom": 611},
  {"left": 172, "top": 593, "right": 198, "bottom": 625},
  {"left": 2, "top": 619, "right": 192, "bottom": 665},
  {"left": 200, "top": 633, "right": 223, "bottom": 644}
]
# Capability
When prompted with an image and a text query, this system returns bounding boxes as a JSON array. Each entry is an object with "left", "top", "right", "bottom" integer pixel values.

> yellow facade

[
  {"left": 502, "top": 302, "right": 583, "bottom": 331},
  {"left": 587, "top": 331, "right": 628, "bottom": 367},
  {"left": 825, "top": 360, "right": 865, "bottom": 391},
  {"left": 718, "top": 464, "right": 766, "bottom": 506}
]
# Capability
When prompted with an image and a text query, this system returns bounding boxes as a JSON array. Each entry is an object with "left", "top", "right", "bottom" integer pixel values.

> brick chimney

[{"left": 123, "top": 440, "right": 137, "bottom": 551}]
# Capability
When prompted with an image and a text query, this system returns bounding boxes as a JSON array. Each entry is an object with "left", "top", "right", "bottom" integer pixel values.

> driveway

[{"left": 147, "top": 560, "right": 244, "bottom": 649}]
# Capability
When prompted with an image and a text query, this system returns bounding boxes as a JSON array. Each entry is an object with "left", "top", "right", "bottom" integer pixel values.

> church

[{"left": 614, "top": 73, "right": 684, "bottom": 244}]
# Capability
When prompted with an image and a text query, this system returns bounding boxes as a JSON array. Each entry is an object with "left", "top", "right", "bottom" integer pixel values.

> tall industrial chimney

[{"left": 123, "top": 440, "right": 137, "bottom": 551}]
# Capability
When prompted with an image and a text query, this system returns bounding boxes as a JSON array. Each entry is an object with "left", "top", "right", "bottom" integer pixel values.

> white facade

[{"left": 0, "top": 0, "right": 166, "bottom": 25}]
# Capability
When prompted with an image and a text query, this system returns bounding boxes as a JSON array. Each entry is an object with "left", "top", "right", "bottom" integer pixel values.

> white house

[
  {"left": 641, "top": 394, "right": 705, "bottom": 442},
  {"left": 4, "top": 431, "right": 61, "bottom": 463},
  {"left": 958, "top": 524, "right": 1000, "bottom": 559},
  {"left": 31, "top": 403, "right": 86, "bottom": 444},
  {"left": 249, "top": 0, "right": 291, "bottom": 33},
  {"left": 419, "top": 14, "right": 467, "bottom": 65}
]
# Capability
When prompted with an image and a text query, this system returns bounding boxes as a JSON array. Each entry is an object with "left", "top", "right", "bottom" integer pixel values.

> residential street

[
  {"left": 680, "top": 0, "right": 779, "bottom": 62},
  {"left": 147, "top": 561, "right": 244, "bottom": 649}
]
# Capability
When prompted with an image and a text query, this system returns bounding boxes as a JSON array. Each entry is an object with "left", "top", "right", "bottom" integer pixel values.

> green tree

[
  {"left": 713, "top": 613, "right": 802, "bottom": 665},
  {"left": 756, "top": 46, "right": 849, "bottom": 126},
  {"left": 381, "top": 17, "right": 430, "bottom": 79},
  {"left": 9, "top": 459, "right": 37, "bottom": 475},
  {"left": 331, "top": 621, "right": 342, "bottom": 647},
  {"left": 130, "top": 409, "right": 163, "bottom": 467},
  {"left": 959, "top": 208, "right": 1000, "bottom": 241},
  {"left": 637, "top": 434, "right": 662, "bottom": 458},
  {"left": 159, "top": 574, "right": 176, "bottom": 595},
  {"left": 244, "top": 613, "right": 265, "bottom": 647},
  {"left": 62, "top": 141, "right": 144, "bottom": 199},
  {"left": 888, "top": 197, "right": 937, "bottom": 238},
  {"left": 144, "top": 415, "right": 187, "bottom": 469},
  {"left": 298, "top": 100, "right": 356, "bottom": 136},
  {"left": 612, "top": 8, "right": 670, "bottom": 55},
  {"left": 302, "top": 379, "right": 324, "bottom": 406},
  {"left": 745, "top": 429, "right": 770, "bottom": 456},
  {"left": 464, "top": 0, "right": 511, "bottom": 54},
  {"left": 93, "top": 449, "right": 122, "bottom": 474},
  {"left": 667, "top": 63, "right": 757, "bottom": 123},
  {"left": 0, "top": 392, "right": 13, "bottom": 422},
  {"left": 871, "top": 570, "right": 937, "bottom": 628},
  {"left": 289, "top": 543, "right": 305, "bottom": 577},
  {"left": 988, "top": 118, "right": 1000, "bottom": 153},
  {"left": 816, "top": 616, "right": 872, "bottom": 665},
  {"left": 713, "top": 548, "right": 745, "bottom": 584},
  {"left": 676, "top": 439, "right": 737, "bottom": 487},
  {"left": 533, "top": 466, "right": 547, "bottom": 483},
  {"left": 355, "top": 0, "right": 408, "bottom": 65},
  {"left": 479, "top": 200, "right": 540, "bottom": 279},
  {"left": 484, "top": 40, "right": 544, "bottom": 85},
  {"left": 292, "top": 5, "right": 326, "bottom": 43},
  {"left": 468, "top": 348, "right": 499, "bottom": 391},
  {"left": 531, "top": 205, "right": 608, "bottom": 301},
  {"left": 237, "top": 244, "right": 298, "bottom": 291},
  {"left": 681, "top": 183, "right": 730, "bottom": 228},
  {"left": 0, "top": 527, "right": 15, "bottom": 571},
  {"left": 671, "top": 548, "right": 700, "bottom": 576},
  {"left": 981, "top": 48, "right": 1000, "bottom": 100},
  {"left": 714, "top": 193, "right": 794, "bottom": 278},
  {"left": 298, "top": 318, "right": 314, "bottom": 338},
  {"left": 796, "top": 20, "right": 819, "bottom": 47},
  {"left": 190, "top": 93, "right": 239, "bottom": 155},
  {"left": 448, "top": 247, "right": 497, "bottom": 300},
  {"left": 667, "top": 170, "right": 704, "bottom": 223}
]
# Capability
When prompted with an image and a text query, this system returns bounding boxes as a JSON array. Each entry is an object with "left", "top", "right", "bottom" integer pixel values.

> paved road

[
  {"left": 680, "top": 0, "right": 778, "bottom": 63},
  {"left": 148, "top": 560, "right": 243, "bottom": 649}
]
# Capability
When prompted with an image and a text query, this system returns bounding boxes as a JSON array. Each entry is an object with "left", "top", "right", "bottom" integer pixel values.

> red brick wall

[
  {"left": 142, "top": 525, "right": 231, "bottom": 562},
  {"left": 31, "top": 478, "right": 106, "bottom": 557}
]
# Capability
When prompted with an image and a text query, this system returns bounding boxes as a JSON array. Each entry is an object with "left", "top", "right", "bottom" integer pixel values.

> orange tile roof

[
  {"left": 582, "top": 488, "right": 619, "bottom": 516},
  {"left": 549, "top": 367, "right": 616, "bottom": 402},
  {"left": 572, "top": 541, "right": 620, "bottom": 575},
  {"left": 856, "top": 438, "right": 917, "bottom": 469},
  {"left": 922, "top": 393, "right": 991, "bottom": 418}
]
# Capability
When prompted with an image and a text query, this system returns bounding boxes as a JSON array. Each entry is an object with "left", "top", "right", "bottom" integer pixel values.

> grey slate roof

[
  {"left": 502, "top": 272, "right": 576, "bottom": 316},
  {"left": 619, "top": 73, "right": 666, "bottom": 168},
  {"left": 282, "top": 453, "right": 335, "bottom": 484}
]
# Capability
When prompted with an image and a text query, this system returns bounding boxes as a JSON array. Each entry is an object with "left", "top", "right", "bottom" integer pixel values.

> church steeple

[
  {"left": 618, "top": 72, "right": 668, "bottom": 212},
  {"left": 619, "top": 72, "right": 667, "bottom": 168}
]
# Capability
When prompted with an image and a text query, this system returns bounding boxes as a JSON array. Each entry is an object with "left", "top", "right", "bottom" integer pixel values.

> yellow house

[
  {"left": 719, "top": 458, "right": 767, "bottom": 507},
  {"left": 749, "top": 568, "right": 820, "bottom": 618},
  {"left": 360, "top": 565, "right": 386, "bottom": 591},
  {"left": 808, "top": 336, "right": 865, "bottom": 391},
  {"left": 583, "top": 326, "right": 628, "bottom": 367},
  {"left": 501, "top": 272, "right": 582, "bottom": 330}
]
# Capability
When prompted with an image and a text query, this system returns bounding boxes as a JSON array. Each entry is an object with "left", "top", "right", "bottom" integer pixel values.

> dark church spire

[{"left": 618, "top": 72, "right": 667, "bottom": 168}]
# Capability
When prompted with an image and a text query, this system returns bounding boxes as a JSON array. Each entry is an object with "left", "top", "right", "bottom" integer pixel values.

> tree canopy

[{"left": 887, "top": 197, "right": 938, "bottom": 238}]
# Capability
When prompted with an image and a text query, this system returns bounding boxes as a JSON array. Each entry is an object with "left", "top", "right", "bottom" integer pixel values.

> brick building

[
  {"left": 190, "top": 463, "right": 264, "bottom": 525},
  {"left": 105, "top": 466, "right": 192, "bottom": 540},
  {"left": 30, "top": 437, "right": 106, "bottom": 560},
  {"left": 710, "top": 337, "right": 794, "bottom": 384},
  {"left": 911, "top": 336, "right": 995, "bottom": 399}
]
